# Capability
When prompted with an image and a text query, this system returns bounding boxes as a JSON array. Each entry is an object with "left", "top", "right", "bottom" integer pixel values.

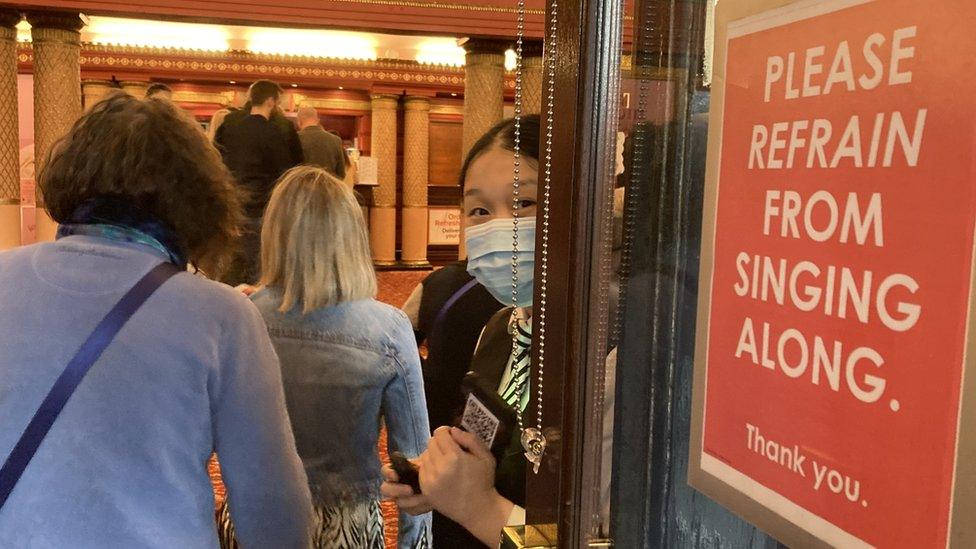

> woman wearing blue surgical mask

[{"left": 383, "top": 116, "right": 540, "bottom": 548}]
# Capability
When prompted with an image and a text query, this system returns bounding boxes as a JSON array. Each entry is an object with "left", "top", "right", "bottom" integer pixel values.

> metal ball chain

[
  {"left": 510, "top": 0, "right": 557, "bottom": 473},
  {"left": 511, "top": 0, "right": 526, "bottom": 432},
  {"left": 534, "top": 0, "right": 558, "bottom": 437}
]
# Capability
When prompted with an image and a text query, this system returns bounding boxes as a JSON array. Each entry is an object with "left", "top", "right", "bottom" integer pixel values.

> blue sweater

[{"left": 0, "top": 235, "right": 313, "bottom": 548}]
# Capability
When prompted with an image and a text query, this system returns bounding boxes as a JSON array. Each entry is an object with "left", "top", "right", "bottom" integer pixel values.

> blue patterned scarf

[{"left": 55, "top": 197, "right": 188, "bottom": 269}]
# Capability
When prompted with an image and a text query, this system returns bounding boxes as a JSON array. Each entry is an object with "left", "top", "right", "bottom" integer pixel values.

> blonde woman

[
  {"left": 207, "top": 107, "right": 231, "bottom": 142},
  {"left": 220, "top": 166, "right": 431, "bottom": 549}
]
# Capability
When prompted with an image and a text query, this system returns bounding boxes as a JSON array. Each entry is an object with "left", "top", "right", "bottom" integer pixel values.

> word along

[
  {"left": 748, "top": 109, "right": 928, "bottom": 170},
  {"left": 764, "top": 26, "right": 917, "bottom": 102},
  {"left": 733, "top": 253, "right": 921, "bottom": 333},
  {"left": 734, "top": 318, "right": 891, "bottom": 406}
]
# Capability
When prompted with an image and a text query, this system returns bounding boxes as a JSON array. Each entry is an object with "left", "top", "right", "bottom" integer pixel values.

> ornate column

[
  {"left": 521, "top": 40, "right": 545, "bottom": 115},
  {"left": 82, "top": 80, "right": 114, "bottom": 110},
  {"left": 461, "top": 39, "right": 507, "bottom": 159},
  {"left": 369, "top": 94, "right": 398, "bottom": 266},
  {"left": 29, "top": 11, "right": 84, "bottom": 242},
  {"left": 121, "top": 81, "right": 149, "bottom": 98},
  {"left": 0, "top": 10, "right": 20, "bottom": 250},
  {"left": 401, "top": 96, "right": 430, "bottom": 267}
]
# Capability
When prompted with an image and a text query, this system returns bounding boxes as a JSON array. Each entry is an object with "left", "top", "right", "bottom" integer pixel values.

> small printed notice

[
  {"left": 690, "top": 0, "right": 976, "bottom": 547},
  {"left": 357, "top": 156, "right": 378, "bottom": 186},
  {"left": 428, "top": 207, "right": 461, "bottom": 245}
]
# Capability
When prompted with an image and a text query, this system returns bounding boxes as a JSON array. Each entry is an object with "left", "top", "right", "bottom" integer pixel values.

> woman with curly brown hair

[{"left": 0, "top": 92, "right": 313, "bottom": 547}]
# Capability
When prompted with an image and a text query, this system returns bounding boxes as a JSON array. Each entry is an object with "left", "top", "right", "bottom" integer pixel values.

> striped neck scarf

[{"left": 498, "top": 311, "right": 532, "bottom": 412}]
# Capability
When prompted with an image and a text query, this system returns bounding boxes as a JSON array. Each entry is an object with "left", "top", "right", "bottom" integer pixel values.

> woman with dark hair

[
  {"left": 386, "top": 115, "right": 541, "bottom": 547},
  {"left": 0, "top": 93, "right": 313, "bottom": 547}
]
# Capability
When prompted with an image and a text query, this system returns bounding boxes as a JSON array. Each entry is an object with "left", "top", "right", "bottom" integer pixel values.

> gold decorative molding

[
  {"left": 294, "top": 95, "right": 371, "bottom": 112},
  {"left": 371, "top": 94, "right": 399, "bottom": 106},
  {"left": 171, "top": 90, "right": 235, "bottom": 105},
  {"left": 17, "top": 43, "right": 527, "bottom": 91},
  {"left": 79, "top": 42, "right": 467, "bottom": 71},
  {"left": 17, "top": 42, "right": 524, "bottom": 92},
  {"left": 329, "top": 0, "right": 544, "bottom": 15},
  {"left": 430, "top": 103, "right": 463, "bottom": 116},
  {"left": 404, "top": 96, "right": 431, "bottom": 111}
]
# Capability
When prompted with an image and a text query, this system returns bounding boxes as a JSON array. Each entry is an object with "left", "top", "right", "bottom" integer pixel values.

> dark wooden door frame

[
  {"left": 608, "top": 1, "right": 782, "bottom": 547},
  {"left": 525, "top": 0, "right": 623, "bottom": 546}
]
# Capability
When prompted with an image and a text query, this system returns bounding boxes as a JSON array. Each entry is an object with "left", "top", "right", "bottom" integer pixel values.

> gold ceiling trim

[
  {"left": 328, "top": 0, "right": 544, "bottom": 15},
  {"left": 294, "top": 94, "right": 371, "bottom": 111},
  {"left": 430, "top": 103, "right": 464, "bottom": 116},
  {"left": 18, "top": 42, "right": 467, "bottom": 73},
  {"left": 17, "top": 42, "right": 521, "bottom": 90},
  {"left": 172, "top": 90, "right": 236, "bottom": 105}
]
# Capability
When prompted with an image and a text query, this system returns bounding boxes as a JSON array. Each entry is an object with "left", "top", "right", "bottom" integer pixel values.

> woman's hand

[
  {"left": 234, "top": 284, "right": 259, "bottom": 297},
  {"left": 380, "top": 465, "right": 432, "bottom": 516},
  {"left": 417, "top": 427, "right": 514, "bottom": 545}
]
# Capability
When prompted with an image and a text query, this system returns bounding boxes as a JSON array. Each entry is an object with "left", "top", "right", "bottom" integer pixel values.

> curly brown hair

[{"left": 39, "top": 91, "right": 244, "bottom": 277}]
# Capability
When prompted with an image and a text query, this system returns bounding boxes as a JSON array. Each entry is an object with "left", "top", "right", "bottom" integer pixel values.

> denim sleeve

[
  {"left": 211, "top": 298, "right": 314, "bottom": 548},
  {"left": 382, "top": 312, "right": 432, "bottom": 548}
]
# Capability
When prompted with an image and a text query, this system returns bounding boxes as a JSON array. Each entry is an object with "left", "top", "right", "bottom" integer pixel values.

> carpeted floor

[
  {"left": 375, "top": 270, "right": 429, "bottom": 548},
  {"left": 209, "top": 270, "right": 432, "bottom": 548}
]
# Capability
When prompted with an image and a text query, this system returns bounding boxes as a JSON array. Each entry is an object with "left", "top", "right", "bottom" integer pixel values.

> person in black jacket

[
  {"left": 402, "top": 261, "right": 502, "bottom": 432},
  {"left": 214, "top": 80, "right": 296, "bottom": 285},
  {"left": 222, "top": 101, "right": 304, "bottom": 167}
]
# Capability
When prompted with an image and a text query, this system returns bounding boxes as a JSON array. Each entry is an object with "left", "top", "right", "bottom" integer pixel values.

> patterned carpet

[
  {"left": 208, "top": 270, "right": 431, "bottom": 548},
  {"left": 376, "top": 270, "right": 429, "bottom": 549}
]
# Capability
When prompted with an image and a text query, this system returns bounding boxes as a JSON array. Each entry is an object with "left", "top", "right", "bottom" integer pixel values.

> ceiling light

[
  {"left": 245, "top": 28, "right": 377, "bottom": 60},
  {"left": 451, "top": 92, "right": 457, "bottom": 97},
  {"left": 84, "top": 16, "right": 230, "bottom": 51},
  {"left": 15, "top": 20, "right": 30, "bottom": 42},
  {"left": 339, "top": 86, "right": 344, "bottom": 90},
  {"left": 505, "top": 49, "right": 517, "bottom": 71},
  {"left": 291, "top": 84, "right": 298, "bottom": 88},
  {"left": 229, "top": 80, "right": 236, "bottom": 84},
  {"left": 415, "top": 39, "right": 466, "bottom": 66}
]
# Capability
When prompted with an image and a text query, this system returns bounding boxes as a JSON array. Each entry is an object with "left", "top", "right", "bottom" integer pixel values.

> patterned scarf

[
  {"left": 55, "top": 197, "right": 188, "bottom": 269},
  {"left": 499, "top": 312, "right": 532, "bottom": 412}
]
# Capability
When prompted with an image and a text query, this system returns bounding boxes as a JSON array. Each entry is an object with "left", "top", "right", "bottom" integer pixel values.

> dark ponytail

[{"left": 459, "top": 114, "right": 541, "bottom": 189}]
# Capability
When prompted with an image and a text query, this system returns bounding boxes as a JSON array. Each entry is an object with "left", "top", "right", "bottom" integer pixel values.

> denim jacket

[{"left": 251, "top": 290, "right": 431, "bottom": 548}]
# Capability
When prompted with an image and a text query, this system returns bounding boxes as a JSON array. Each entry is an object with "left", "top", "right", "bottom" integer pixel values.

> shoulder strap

[
  {"left": 427, "top": 278, "right": 480, "bottom": 345},
  {"left": 0, "top": 262, "right": 181, "bottom": 510}
]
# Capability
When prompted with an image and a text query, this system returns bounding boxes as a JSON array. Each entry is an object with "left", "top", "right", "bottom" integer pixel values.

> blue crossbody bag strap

[
  {"left": 428, "top": 278, "right": 480, "bottom": 345},
  {"left": 0, "top": 262, "right": 180, "bottom": 510}
]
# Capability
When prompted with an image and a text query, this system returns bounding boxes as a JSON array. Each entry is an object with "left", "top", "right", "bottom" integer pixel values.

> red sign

[{"left": 692, "top": 0, "right": 976, "bottom": 547}]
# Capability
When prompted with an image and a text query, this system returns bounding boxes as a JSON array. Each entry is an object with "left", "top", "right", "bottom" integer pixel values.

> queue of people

[{"left": 0, "top": 80, "right": 551, "bottom": 548}]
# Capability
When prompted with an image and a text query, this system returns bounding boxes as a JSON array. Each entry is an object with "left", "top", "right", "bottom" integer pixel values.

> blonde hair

[
  {"left": 260, "top": 166, "right": 377, "bottom": 313},
  {"left": 207, "top": 108, "right": 230, "bottom": 142}
]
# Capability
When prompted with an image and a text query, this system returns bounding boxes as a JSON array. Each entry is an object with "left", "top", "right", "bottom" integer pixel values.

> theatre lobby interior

[{"left": 0, "top": 0, "right": 974, "bottom": 548}]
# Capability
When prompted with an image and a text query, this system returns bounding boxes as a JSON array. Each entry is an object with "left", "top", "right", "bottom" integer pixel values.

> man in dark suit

[{"left": 296, "top": 106, "right": 346, "bottom": 179}]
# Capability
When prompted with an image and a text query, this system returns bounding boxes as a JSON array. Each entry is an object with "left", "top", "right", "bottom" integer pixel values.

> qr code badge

[{"left": 460, "top": 393, "right": 500, "bottom": 449}]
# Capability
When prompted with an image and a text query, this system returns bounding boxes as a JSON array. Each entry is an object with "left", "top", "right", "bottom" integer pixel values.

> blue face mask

[{"left": 465, "top": 217, "right": 536, "bottom": 307}]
